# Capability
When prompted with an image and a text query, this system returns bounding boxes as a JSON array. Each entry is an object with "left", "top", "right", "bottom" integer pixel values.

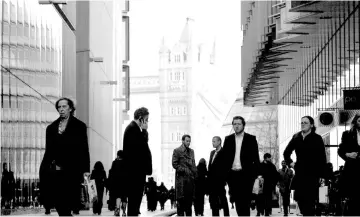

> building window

[
  {"left": 177, "top": 132, "right": 182, "bottom": 141},
  {"left": 183, "top": 106, "right": 187, "bottom": 115},
  {"left": 183, "top": 52, "right": 187, "bottom": 63},
  {"left": 175, "top": 72, "right": 180, "bottom": 81},
  {"left": 182, "top": 72, "right": 185, "bottom": 80},
  {"left": 170, "top": 107, "right": 175, "bottom": 115}
]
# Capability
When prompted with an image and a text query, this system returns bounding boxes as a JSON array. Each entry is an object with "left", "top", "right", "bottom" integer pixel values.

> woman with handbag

[
  {"left": 338, "top": 114, "right": 360, "bottom": 216},
  {"left": 90, "top": 161, "right": 107, "bottom": 215},
  {"left": 283, "top": 116, "right": 327, "bottom": 216}
]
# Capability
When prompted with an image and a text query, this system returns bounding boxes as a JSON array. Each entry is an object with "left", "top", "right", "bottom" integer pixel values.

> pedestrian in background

[
  {"left": 158, "top": 182, "right": 169, "bottom": 211},
  {"left": 283, "top": 115, "right": 327, "bottom": 216},
  {"left": 40, "top": 97, "right": 90, "bottom": 216},
  {"left": 123, "top": 107, "right": 153, "bottom": 216},
  {"left": 1, "top": 163, "right": 14, "bottom": 209},
  {"left": 277, "top": 160, "right": 293, "bottom": 216},
  {"left": 108, "top": 150, "right": 127, "bottom": 216},
  {"left": 172, "top": 134, "right": 197, "bottom": 216},
  {"left": 257, "top": 153, "right": 278, "bottom": 216},
  {"left": 222, "top": 116, "right": 261, "bottom": 216},
  {"left": 338, "top": 114, "right": 360, "bottom": 216},
  {"left": 207, "top": 136, "right": 230, "bottom": 217},
  {"left": 168, "top": 186, "right": 176, "bottom": 209},
  {"left": 194, "top": 158, "right": 207, "bottom": 216},
  {"left": 90, "top": 161, "right": 107, "bottom": 215}
]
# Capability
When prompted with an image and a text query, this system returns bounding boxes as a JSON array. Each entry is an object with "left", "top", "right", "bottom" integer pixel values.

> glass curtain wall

[
  {"left": 279, "top": 1, "right": 360, "bottom": 170},
  {"left": 1, "top": 0, "right": 62, "bottom": 208}
]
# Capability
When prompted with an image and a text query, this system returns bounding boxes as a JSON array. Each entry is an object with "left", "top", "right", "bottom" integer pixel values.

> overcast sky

[{"left": 130, "top": 0, "right": 242, "bottom": 85}]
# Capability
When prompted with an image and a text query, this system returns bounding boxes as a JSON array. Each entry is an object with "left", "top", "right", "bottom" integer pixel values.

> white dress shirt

[
  {"left": 232, "top": 132, "right": 244, "bottom": 170},
  {"left": 211, "top": 148, "right": 221, "bottom": 165}
]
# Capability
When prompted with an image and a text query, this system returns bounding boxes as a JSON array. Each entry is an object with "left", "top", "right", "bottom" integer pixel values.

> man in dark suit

[
  {"left": 40, "top": 97, "right": 90, "bottom": 216},
  {"left": 123, "top": 107, "right": 152, "bottom": 216},
  {"left": 208, "top": 136, "right": 230, "bottom": 216},
  {"left": 222, "top": 116, "right": 260, "bottom": 216}
]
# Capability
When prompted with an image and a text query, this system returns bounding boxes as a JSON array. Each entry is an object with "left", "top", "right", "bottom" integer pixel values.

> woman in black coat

[
  {"left": 283, "top": 116, "right": 327, "bottom": 216},
  {"left": 108, "top": 150, "right": 128, "bottom": 216},
  {"left": 338, "top": 114, "right": 360, "bottom": 216},
  {"left": 194, "top": 158, "right": 208, "bottom": 216},
  {"left": 90, "top": 161, "right": 107, "bottom": 215}
]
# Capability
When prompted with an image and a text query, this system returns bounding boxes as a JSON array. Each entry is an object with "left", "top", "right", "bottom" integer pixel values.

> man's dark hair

[
  {"left": 264, "top": 153, "right": 271, "bottom": 159},
  {"left": 117, "top": 150, "right": 124, "bottom": 158},
  {"left": 182, "top": 134, "right": 191, "bottom": 141},
  {"left": 232, "top": 116, "right": 246, "bottom": 126},
  {"left": 134, "top": 107, "right": 149, "bottom": 120},
  {"left": 55, "top": 97, "right": 76, "bottom": 115},
  {"left": 213, "top": 136, "right": 222, "bottom": 144}
]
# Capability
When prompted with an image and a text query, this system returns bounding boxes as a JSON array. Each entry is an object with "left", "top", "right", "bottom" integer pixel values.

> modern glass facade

[
  {"left": 1, "top": 0, "right": 62, "bottom": 207},
  {"left": 241, "top": 1, "right": 360, "bottom": 169}
]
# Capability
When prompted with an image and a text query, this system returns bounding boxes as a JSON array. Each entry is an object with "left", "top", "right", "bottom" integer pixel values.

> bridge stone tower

[{"left": 159, "top": 19, "right": 194, "bottom": 186}]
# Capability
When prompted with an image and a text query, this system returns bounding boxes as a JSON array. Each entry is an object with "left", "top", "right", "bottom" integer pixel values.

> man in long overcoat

[
  {"left": 40, "top": 97, "right": 90, "bottom": 216},
  {"left": 172, "top": 134, "right": 197, "bottom": 216}
]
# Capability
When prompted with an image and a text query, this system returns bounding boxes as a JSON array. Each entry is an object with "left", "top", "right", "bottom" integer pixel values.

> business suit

[
  {"left": 40, "top": 115, "right": 90, "bottom": 216},
  {"left": 123, "top": 121, "right": 152, "bottom": 216},
  {"left": 338, "top": 129, "right": 360, "bottom": 216},
  {"left": 208, "top": 148, "right": 230, "bottom": 216},
  {"left": 172, "top": 144, "right": 197, "bottom": 216},
  {"left": 222, "top": 132, "right": 260, "bottom": 216}
]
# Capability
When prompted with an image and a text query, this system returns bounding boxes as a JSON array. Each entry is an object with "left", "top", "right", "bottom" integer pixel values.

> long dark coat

[
  {"left": 338, "top": 129, "right": 360, "bottom": 198},
  {"left": 172, "top": 144, "right": 197, "bottom": 200},
  {"left": 90, "top": 169, "right": 107, "bottom": 203},
  {"left": 39, "top": 115, "right": 90, "bottom": 206},
  {"left": 207, "top": 148, "right": 227, "bottom": 209},
  {"left": 259, "top": 161, "right": 279, "bottom": 194},
  {"left": 283, "top": 131, "right": 327, "bottom": 202},
  {"left": 123, "top": 121, "right": 152, "bottom": 177},
  {"left": 108, "top": 158, "right": 127, "bottom": 199}
]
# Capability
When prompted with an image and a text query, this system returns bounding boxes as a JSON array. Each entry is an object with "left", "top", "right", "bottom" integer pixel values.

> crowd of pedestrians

[{"left": 1, "top": 96, "right": 359, "bottom": 217}]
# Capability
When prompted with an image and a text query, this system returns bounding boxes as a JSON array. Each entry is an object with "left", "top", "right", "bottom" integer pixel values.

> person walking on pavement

[
  {"left": 40, "top": 97, "right": 90, "bottom": 216},
  {"left": 123, "top": 107, "right": 152, "bottom": 216},
  {"left": 338, "top": 114, "right": 360, "bottom": 216},
  {"left": 258, "top": 153, "right": 279, "bottom": 216},
  {"left": 207, "top": 136, "right": 230, "bottom": 217},
  {"left": 144, "top": 178, "right": 152, "bottom": 211},
  {"left": 108, "top": 150, "right": 128, "bottom": 216},
  {"left": 158, "top": 182, "right": 169, "bottom": 211},
  {"left": 1, "top": 163, "right": 14, "bottom": 209},
  {"left": 172, "top": 134, "right": 197, "bottom": 216},
  {"left": 90, "top": 161, "right": 107, "bottom": 215},
  {"left": 283, "top": 115, "right": 327, "bottom": 216},
  {"left": 277, "top": 160, "right": 294, "bottom": 216},
  {"left": 194, "top": 158, "right": 207, "bottom": 216},
  {"left": 168, "top": 186, "right": 176, "bottom": 209},
  {"left": 222, "top": 116, "right": 260, "bottom": 216}
]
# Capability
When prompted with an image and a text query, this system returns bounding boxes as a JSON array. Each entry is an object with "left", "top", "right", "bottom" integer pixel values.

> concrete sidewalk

[
  {"left": 8, "top": 201, "right": 176, "bottom": 216},
  {"left": 173, "top": 201, "right": 300, "bottom": 217}
]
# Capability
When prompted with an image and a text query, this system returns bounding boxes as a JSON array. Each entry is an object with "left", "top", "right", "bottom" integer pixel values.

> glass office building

[
  {"left": 1, "top": 0, "right": 62, "bottom": 207},
  {"left": 241, "top": 1, "right": 360, "bottom": 169}
]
